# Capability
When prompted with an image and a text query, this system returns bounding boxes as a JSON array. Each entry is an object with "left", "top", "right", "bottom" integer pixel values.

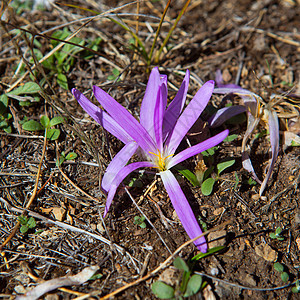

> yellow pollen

[{"left": 149, "top": 149, "right": 173, "bottom": 171}]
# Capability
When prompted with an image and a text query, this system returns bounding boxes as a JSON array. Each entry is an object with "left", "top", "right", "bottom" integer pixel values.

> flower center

[{"left": 149, "top": 149, "right": 173, "bottom": 171}]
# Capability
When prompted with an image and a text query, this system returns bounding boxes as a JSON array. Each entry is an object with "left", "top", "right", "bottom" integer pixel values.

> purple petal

[
  {"left": 72, "top": 88, "right": 132, "bottom": 144},
  {"left": 168, "top": 130, "right": 229, "bottom": 169},
  {"left": 215, "top": 69, "right": 223, "bottom": 86},
  {"left": 208, "top": 106, "right": 247, "bottom": 128},
  {"left": 213, "top": 87, "right": 260, "bottom": 116},
  {"left": 104, "top": 161, "right": 154, "bottom": 217},
  {"left": 153, "top": 75, "right": 167, "bottom": 151},
  {"left": 93, "top": 86, "right": 156, "bottom": 153},
  {"left": 160, "top": 170, "right": 207, "bottom": 252},
  {"left": 242, "top": 152, "right": 262, "bottom": 184},
  {"left": 102, "top": 141, "right": 139, "bottom": 193},
  {"left": 241, "top": 114, "right": 261, "bottom": 182},
  {"left": 163, "top": 70, "right": 190, "bottom": 138},
  {"left": 213, "top": 87, "right": 253, "bottom": 95},
  {"left": 139, "top": 67, "right": 163, "bottom": 145},
  {"left": 166, "top": 80, "right": 215, "bottom": 154},
  {"left": 259, "top": 109, "right": 279, "bottom": 196}
]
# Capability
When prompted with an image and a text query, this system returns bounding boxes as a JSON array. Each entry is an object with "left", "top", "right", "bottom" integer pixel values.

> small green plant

[
  {"left": 133, "top": 215, "right": 146, "bottom": 229},
  {"left": 89, "top": 273, "right": 103, "bottom": 280},
  {"left": 15, "top": 28, "right": 102, "bottom": 90},
  {"left": 200, "top": 158, "right": 235, "bottom": 196},
  {"left": 270, "top": 227, "right": 284, "bottom": 241},
  {"left": 0, "top": 82, "right": 42, "bottom": 133},
  {"left": 200, "top": 135, "right": 239, "bottom": 195},
  {"left": 152, "top": 257, "right": 202, "bottom": 299},
  {"left": 152, "top": 281, "right": 176, "bottom": 299},
  {"left": 18, "top": 216, "right": 36, "bottom": 234},
  {"left": 274, "top": 262, "right": 289, "bottom": 283},
  {"left": 107, "top": 68, "right": 121, "bottom": 82},
  {"left": 176, "top": 135, "right": 238, "bottom": 196},
  {"left": 56, "top": 151, "right": 78, "bottom": 167},
  {"left": 152, "top": 247, "right": 224, "bottom": 299},
  {"left": 22, "top": 115, "right": 64, "bottom": 140},
  {"left": 292, "top": 280, "right": 300, "bottom": 293},
  {"left": 244, "top": 177, "right": 257, "bottom": 186},
  {"left": 0, "top": 94, "right": 12, "bottom": 133}
]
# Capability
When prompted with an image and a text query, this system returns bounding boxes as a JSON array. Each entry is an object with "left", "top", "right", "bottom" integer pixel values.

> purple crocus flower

[{"left": 72, "top": 67, "right": 229, "bottom": 252}]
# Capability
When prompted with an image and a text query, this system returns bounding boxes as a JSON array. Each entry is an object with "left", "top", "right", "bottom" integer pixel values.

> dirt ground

[{"left": 0, "top": 0, "right": 300, "bottom": 299}]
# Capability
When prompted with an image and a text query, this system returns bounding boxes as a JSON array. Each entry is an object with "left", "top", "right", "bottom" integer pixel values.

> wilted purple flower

[
  {"left": 210, "top": 71, "right": 280, "bottom": 196},
  {"left": 72, "top": 68, "right": 228, "bottom": 252}
]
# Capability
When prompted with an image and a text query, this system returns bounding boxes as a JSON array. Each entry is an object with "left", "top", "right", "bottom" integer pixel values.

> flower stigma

[{"left": 149, "top": 149, "right": 173, "bottom": 171}]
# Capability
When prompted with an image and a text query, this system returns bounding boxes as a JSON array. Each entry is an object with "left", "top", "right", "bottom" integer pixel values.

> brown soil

[{"left": 0, "top": 0, "right": 299, "bottom": 299}]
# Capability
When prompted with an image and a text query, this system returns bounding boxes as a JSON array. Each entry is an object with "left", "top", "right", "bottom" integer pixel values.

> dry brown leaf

[
  {"left": 255, "top": 244, "right": 278, "bottom": 262},
  {"left": 16, "top": 265, "right": 99, "bottom": 300}
]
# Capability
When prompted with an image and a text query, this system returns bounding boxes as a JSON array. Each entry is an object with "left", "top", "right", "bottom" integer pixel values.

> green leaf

[
  {"left": 201, "top": 178, "right": 215, "bottom": 196},
  {"left": 65, "top": 152, "right": 77, "bottom": 160},
  {"left": 173, "top": 257, "right": 189, "bottom": 272},
  {"left": 152, "top": 281, "right": 175, "bottom": 299},
  {"left": 57, "top": 73, "right": 68, "bottom": 90},
  {"left": 234, "top": 172, "right": 239, "bottom": 190},
  {"left": 139, "top": 222, "right": 146, "bottom": 229},
  {"left": 281, "top": 272, "right": 289, "bottom": 283},
  {"left": 56, "top": 155, "right": 65, "bottom": 167},
  {"left": 8, "top": 82, "right": 41, "bottom": 95},
  {"left": 275, "top": 227, "right": 282, "bottom": 235},
  {"left": 40, "top": 115, "right": 50, "bottom": 128},
  {"left": 247, "top": 177, "right": 257, "bottom": 185},
  {"left": 20, "top": 225, "right": 29, "bottom": 234},
  {"left": 4, "top": 125, "right": 12, "bottom": 133},
  {"left": 223, "top": 134, "right": 238, "bottom": 142},
  {"left": 217, "top": 159, "right": 235, "bottom": 176},
  {"left": 192, "top": 246, "right": 225, "bottom": 260},
  {"left": 46, "top": 128, "right": 60, "bottom": 140},
  {"left": 202, "top": 147, "right": 217, "bottom": 157},
  {"left": 18, "top": 215, "right": 28, "bottom": 225},
  {"left": 274, "top": 262, "right": 284, "bottom": 273},
  {"left": 0, "top": 94, "right": 8, "bottom": 115},
  {"left": 22, "top": 120, "right": 44, "bottom": 131},
  {"left": 27, "top": 217, "right": 36, "bottom": 229},
  {"left": 0, "top": 119, "right": 8, "bottom": 128},
  {"left": 19, "top": 100, "right": 32, "bottom": 106},
  {"left": 203, "top": 166, "right": 214, "bottom": 181},
  {"left": 291, "top": 140, "right": 300, "bottom": 147},
  {"left": 49, "top": 116, "right": 64, "bottom": 127},
  {"left": 176, "top": 167, "right": 200, "bottom": 187},
  {"left": 183, "top": 274, "right": 202, "bottom": 297},
  {"left": 292, "top": 280, "right": 300, "bottom": 293},
  {"left": 134, "top": 216, "right": 141, "bottom": 224},
  {"left": 89, "top": 273, "right": 103, "bottom": 280}
]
